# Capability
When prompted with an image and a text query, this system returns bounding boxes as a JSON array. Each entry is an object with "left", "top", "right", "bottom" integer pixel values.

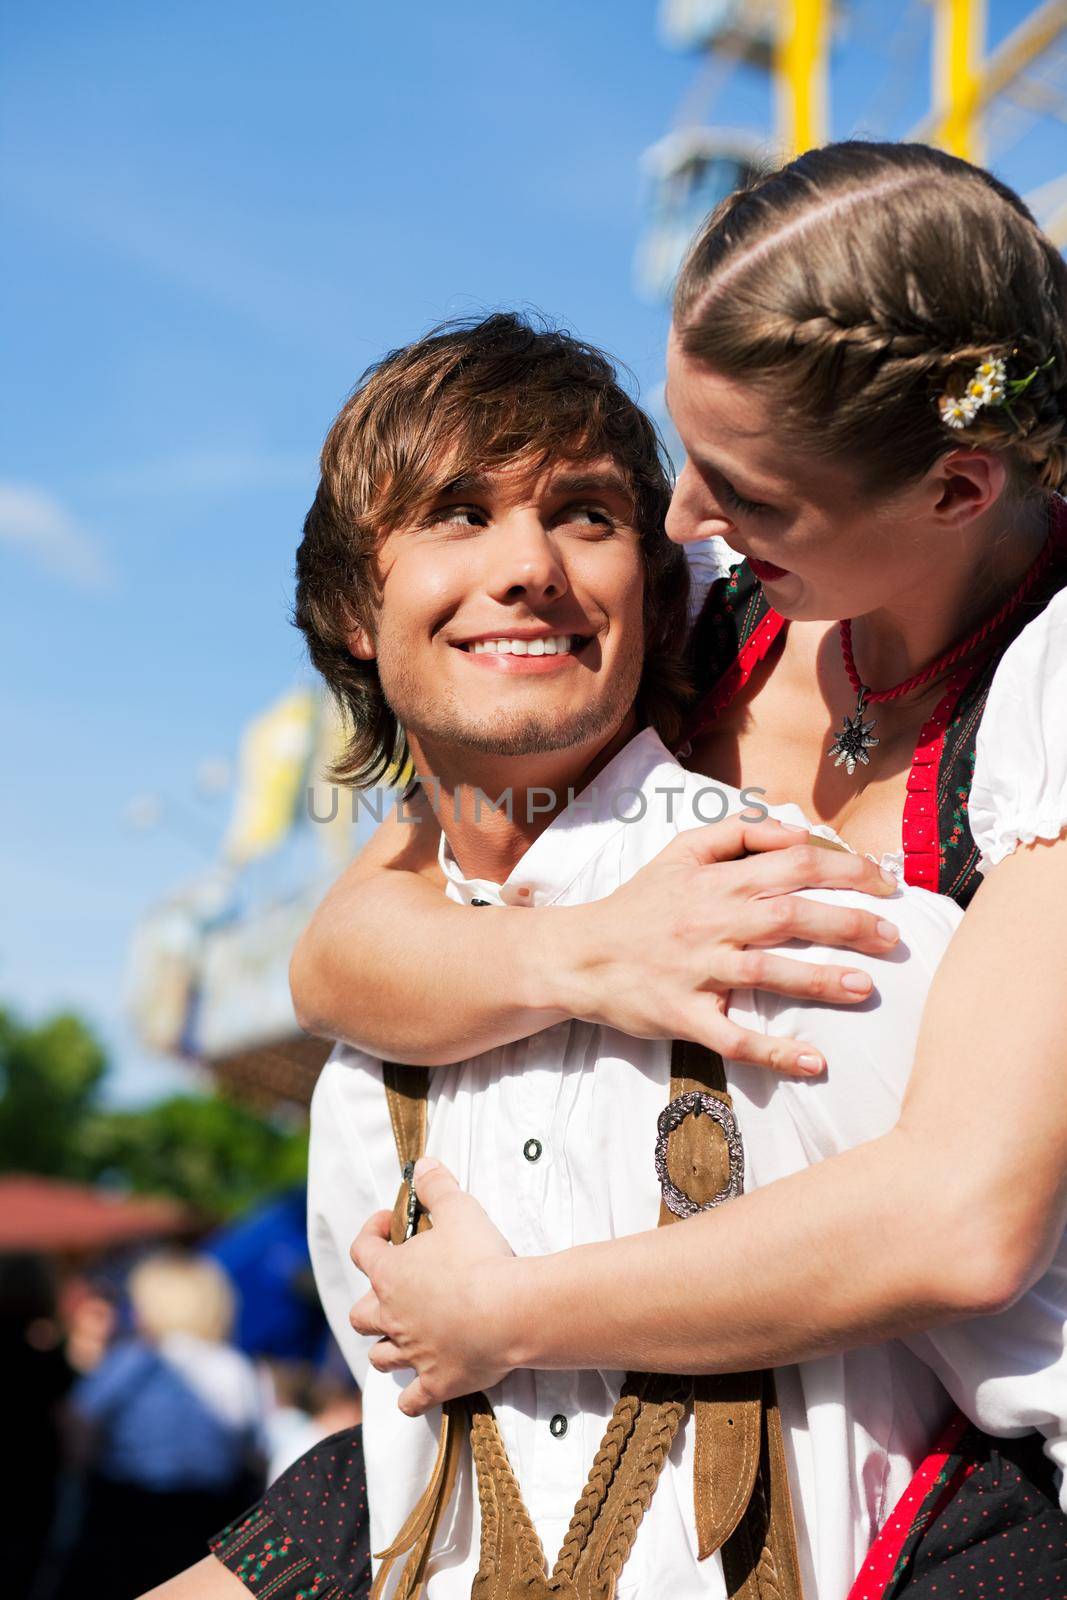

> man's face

[{"left": 349, "top": 455, "right": 646, "bottom": 763}]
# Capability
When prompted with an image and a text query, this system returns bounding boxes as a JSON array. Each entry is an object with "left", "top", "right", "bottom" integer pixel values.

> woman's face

[{"left": 664, "top": 330, "right": 937, "bottom": 622}]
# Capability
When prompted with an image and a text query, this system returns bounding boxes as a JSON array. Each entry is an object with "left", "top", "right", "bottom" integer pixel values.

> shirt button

[
  {"left": 523, "top": 1138, "right": 543, "bottom": 1163},
  {"left": 549, "top": 1413, "right": 568, "bottom": 1438}
]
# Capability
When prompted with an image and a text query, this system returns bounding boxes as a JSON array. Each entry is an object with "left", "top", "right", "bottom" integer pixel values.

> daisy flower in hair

[
  {"left": 967, "top": 358, "right": 1007, "bottom": 408},
  {"left": 939, "top": 393, "right": 979, "bottom": 429}
]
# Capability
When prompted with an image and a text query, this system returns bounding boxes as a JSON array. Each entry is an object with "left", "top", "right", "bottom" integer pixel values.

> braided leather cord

[
  {"left": 466, "top": 1374, "right": 691, "bottom": 1600},
  {"left": 550, "top": 1386, "right": 644, "bottom": 1584},
  {"left": 469, "top": 1399, "right": 550, "bottom": 1596},
  {"left": 578, "top": 1380, "right": 692, "bottom": 1599}
]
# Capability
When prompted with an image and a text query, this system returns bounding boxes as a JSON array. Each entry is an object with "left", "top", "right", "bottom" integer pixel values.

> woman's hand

[
  {"left": 350, "top": 1160, "right": 520, "bottom": 1415},
  {"left": 553, "top": 817, "right": 900, "bottom": 1077}
]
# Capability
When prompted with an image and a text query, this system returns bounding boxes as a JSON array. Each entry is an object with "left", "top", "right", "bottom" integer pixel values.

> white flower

[
  {"left": 938, "top": 352, "right": 1010, "bottom": 428},
  {"left": 967, "top": 374, "right": 1006, "bottom": 407},
  {"left": 939, "top": 393, "right": 979, "bottom": 429}
]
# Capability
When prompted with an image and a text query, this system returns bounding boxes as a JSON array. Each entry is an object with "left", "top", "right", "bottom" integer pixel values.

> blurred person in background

[
  {"left": 0, "top": 1253, "right": 72, "bottom": 1598},
  {"left": 264, "top": 1360, "right": 362, "bottom": 1484},
  {"left": 57, "top": 1251, "right": 266, "bottom": 1599}
]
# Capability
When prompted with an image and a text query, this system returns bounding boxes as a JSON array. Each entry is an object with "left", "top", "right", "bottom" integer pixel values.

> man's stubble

[{"left": 377, "top": 632, "right": 646, "bottom": 759}]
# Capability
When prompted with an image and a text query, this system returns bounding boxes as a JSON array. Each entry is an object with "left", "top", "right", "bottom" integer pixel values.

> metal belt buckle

[
  {"left": 402, "top": 1159, "right": 423, "bottom": 1240},
  {"left": 655, "top": 1091, "right": 745, "bottom": 1218}
]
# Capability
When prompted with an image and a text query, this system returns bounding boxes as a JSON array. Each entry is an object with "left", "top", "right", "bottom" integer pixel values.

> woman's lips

[{"left": 748, "top": 556, "right": 790, "bottom": 583}]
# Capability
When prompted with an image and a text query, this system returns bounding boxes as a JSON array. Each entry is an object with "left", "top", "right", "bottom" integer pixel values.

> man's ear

[
  {"left": 345, "top": 623, "right": 376, "bottom": 661},
  {"left": 927, "top": 449, "right": 1009, "bottom": 529}
]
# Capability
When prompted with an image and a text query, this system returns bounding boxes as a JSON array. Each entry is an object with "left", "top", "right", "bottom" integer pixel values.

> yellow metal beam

[
  {"left": 775, "top": 0, "right": 831, "bottom": 156},
  {"left": 912, "top": 0, "right": 1067, "bottom": 149},
  {"left": 931, "top": 0, "right": 986, "bottom": 160}
]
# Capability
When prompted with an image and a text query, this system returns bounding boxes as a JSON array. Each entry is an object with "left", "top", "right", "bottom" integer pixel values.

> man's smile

[{"left": 450, "top": 629, "right": 593, "bottom": 673}]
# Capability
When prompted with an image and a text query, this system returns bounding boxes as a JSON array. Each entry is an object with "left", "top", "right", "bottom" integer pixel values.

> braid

[
  {"left": 469, "top": 1404, "right": 547, "bottom": 1591},
  {"left": 552, "top": 1390, "right": 643, "bottom": 1582},
  {"left": 673, "top": 141, "right": 1067, "bottom": 496},
  {"left": 593, "top": 1388, "right": 689, "bottom": 1589}
]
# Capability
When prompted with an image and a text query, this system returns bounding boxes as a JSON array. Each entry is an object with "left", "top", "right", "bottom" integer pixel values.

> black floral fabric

[{"left": 211, "top": 1428, "right": 370, "bottom": 1600}]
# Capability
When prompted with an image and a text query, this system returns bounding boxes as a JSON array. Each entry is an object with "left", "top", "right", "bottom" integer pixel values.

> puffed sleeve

[{"left": 969, "top": 583, "right": 1067, "bottom": 872}]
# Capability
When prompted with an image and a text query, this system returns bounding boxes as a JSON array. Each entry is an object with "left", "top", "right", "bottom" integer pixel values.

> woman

[{"left": 175, "top": 142, "right": 1067, "bottom": 1597}]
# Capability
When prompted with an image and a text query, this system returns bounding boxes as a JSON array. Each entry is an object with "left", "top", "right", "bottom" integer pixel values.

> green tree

[
  {"left": 0, "top": 1005, "right": 107, "bottom": 1176},
  {"left": 0, "top": 1003, "right": 308, "bottom": 1217},
  {"left": 83, "top": 1095, "right": 308, "bottom": 1218}
]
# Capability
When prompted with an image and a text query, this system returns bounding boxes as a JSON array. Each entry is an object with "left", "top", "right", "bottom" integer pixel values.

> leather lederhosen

[{"left": 372, "top": 1044, "right": 804, "bottom": 1600}]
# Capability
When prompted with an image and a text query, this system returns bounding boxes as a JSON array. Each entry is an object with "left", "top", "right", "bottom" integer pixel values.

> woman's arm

[
  {"left": 352, "top": 836, "right": 1067, "bottom": 1413},
  {"left": 291, "top": 802, "right": 900, "bottom": 1073},
  {"left": 139, "top": 1556, "right": 249, "bottom": 1600}
]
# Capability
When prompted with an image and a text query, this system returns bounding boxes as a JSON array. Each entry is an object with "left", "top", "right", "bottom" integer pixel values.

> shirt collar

[{"left": 437, "top": 726, "right": 682, "bottom": 907}]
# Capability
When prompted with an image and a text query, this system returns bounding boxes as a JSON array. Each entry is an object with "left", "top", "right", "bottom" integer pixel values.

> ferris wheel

[{"left": 636, "top": 0, "right": 1067, "bottom": 302}]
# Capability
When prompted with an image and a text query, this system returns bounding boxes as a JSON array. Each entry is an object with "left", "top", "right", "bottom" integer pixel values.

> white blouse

[{"left": 969, "top": 580, "right": 1067, "bottom": 870}]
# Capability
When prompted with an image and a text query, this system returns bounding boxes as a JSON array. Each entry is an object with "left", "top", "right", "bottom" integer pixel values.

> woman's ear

[
  {"left": 928, "top": 449, "right": 1009, "bottom": 528},
  {"left": 345, "top": 624, "right": 376, "bottom": 661}
]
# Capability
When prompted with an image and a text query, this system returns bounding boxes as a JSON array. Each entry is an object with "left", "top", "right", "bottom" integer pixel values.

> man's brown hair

[
  {"left": 295, "top": 312, "right": 690, "bottom": 786},
  {"left": 674, "top": 141, "right": 1067, "bottom": 497}
]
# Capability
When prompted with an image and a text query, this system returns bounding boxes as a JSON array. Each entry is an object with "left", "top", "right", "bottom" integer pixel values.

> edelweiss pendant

[{"left": 828, "top": 692, "right": 880, "bottom": 777}]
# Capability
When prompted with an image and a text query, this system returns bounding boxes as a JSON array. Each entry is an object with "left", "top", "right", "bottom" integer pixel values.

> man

[{"left": 287, "top": 313, "right": 965, "bottom": 1600}]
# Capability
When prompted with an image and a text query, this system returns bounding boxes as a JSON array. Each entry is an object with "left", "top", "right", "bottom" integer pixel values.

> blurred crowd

[{"left": 5, "top": 1246, "right": 360, "bottom": 1599}]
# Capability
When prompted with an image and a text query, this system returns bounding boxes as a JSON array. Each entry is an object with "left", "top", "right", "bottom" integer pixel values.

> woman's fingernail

[
  {"left": 841, "top": 971, "right": 872, "bottom": 993},
  {"left": 797, "top": 1054, "right": 823, "bottom": 1075},
  {"left": 879, "top": 869, "right": 898, "bottom": 889},
  {"left": 413, "top": 1157, "right": 439, "bottom": 1177},
  {"left": 876, "top": 920, "right": 898, "bottom": 943}
]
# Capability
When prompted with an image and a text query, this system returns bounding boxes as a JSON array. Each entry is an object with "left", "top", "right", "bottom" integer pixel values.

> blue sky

[{"left": 1, "top": 1, "right": 1055, "bottom": 1103}]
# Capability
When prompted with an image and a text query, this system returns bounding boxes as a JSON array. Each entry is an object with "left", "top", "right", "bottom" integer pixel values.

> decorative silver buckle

[{"left": 655, "top": 1091, "right": 745, "bottom": 1218}]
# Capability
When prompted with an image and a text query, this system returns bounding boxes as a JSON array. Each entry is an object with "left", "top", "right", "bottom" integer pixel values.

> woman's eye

[{"left": 720, "top": 480, "right": 770, "bottom": 517}]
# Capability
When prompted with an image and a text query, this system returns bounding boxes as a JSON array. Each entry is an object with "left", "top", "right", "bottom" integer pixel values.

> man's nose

[{"left": 486, "top": 515, "right": 569, "bottom": 605}]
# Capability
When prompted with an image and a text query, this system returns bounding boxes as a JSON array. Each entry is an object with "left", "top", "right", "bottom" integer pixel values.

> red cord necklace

[{"left": 828, "top": 532, "right": 1056, "bottom": 776}]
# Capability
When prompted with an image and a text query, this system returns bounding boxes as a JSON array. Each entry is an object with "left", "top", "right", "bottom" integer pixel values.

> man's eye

[
  {"left": 431, "top": 504, "right": 485, "bottom": 528},
  {"left": 560, "top": 503, "right": 614, "bottom": 529}
]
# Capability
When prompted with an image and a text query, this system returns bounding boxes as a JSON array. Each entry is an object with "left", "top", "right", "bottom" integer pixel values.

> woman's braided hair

[{"left": 674, "top": 141, "right": 1067, "bottom": 497}]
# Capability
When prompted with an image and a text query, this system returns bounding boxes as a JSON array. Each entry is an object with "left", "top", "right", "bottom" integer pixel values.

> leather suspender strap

[
  {"left": 382, "top": 1063, "right": 430, "bottom": 1245},
  {"left": 657, "top": 1042, "right": 803, "bottom": 1600},
  {"left": 375, "top": 1051, "right": 803, "bottom": 1600},
  {"left": 371, "top": 1066, "right": 467, "bottom": 1600}
]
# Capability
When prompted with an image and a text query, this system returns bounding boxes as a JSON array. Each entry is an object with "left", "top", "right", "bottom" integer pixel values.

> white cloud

[{"left": 0, "top": 482, "right": 114, "bottom": 590}]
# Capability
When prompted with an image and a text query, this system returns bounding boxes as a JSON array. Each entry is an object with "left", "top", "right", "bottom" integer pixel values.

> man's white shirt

[{"left": 308, "top": 728, "right": 1067, "bottom": 1599}]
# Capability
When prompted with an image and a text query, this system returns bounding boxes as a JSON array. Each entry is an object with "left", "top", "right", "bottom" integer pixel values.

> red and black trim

[
  {"left": 848, "top": 1418, "right": 1066, "bottom": 1598},
  {"left": 683, "top": 505, "right": 1067, "bottom": 909}
]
